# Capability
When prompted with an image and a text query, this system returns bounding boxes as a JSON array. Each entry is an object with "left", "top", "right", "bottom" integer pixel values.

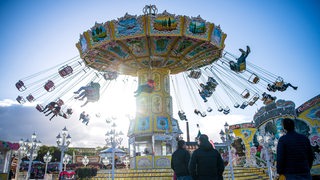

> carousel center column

[{"left": 128, "top": 68, "right": 173, "bottom": 169}]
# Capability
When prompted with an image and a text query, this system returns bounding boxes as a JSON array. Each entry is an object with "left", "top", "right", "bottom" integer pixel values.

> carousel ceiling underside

[{"left": 76, "top": 11, "right": 227, "bottom": 76}]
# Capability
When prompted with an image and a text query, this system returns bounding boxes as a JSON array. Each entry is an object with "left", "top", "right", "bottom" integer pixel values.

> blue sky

[{"left": 0, "top": 0, "right": 319, "bottom": 148}]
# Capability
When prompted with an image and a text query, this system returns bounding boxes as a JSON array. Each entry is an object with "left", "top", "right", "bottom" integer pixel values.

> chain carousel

[
  {"left": 75, "top": 5, "right": 229, "bottom": 169},
  {"left": 15, "top": 5, "right": 298, "bottom": 170}
]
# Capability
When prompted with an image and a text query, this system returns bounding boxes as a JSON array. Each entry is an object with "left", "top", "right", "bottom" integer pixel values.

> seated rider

[
  {"left": 74, "top": 82, "right": 101, "bottom": 107},
  {"left": 66, "top": 108, "right": 73, "bottom": 115},
  {"left": 206, "top": 77, "right": 218, "bottom": 91},
  {"left": 230, "top": 46, "right": 250, "bottom": 72},
  {"left": 79, "top": 111, "right": 86, "bottom": 120},
  {"left": 134, "top": 79, "right": 155, "bottom": 97},
  {"left": 178, "top": 110, "right": 187, "bottom": 121},
  {"left": 267, "top": 82, "right": 297, "bottom": 92},
  {"left": 74, "top": 81, "right": 95, "bottom": 100},
  {"left": 188, "top": 70, "right": 201, "bottom": 79},
  {"left": 43, "top": 101, "right": 58, "bottom": 114},
  {"left": 60, "top": 108, "right": 73, "bottom": 119},
  {"left": 198, "top": 83, "right": 213, "bottom": 102},
  {"left": 103, "top": 71, "right": 118, "bottom": 81},
  {"left": 194, "top": 109, "right": 206, "bottom": 117},
  {"left": 45, "top": 104, "right": 61, "bottom": 121},
  {"left": 261, "top": 92, "right": 277, "bottom": 105},
  {"left": 78, "top": 111, "right": 90, "bottom": 125}
]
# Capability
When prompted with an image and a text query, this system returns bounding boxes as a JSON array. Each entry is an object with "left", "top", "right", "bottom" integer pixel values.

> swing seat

[
  {"left": 223, "top": 107, "right": 230, "bottom": 115},
  {"left": 194, "top": 109, "right": 200, "bottom": 115},
  {"left": 36, "top": 104, "right": 44, "bottom": 112},
  {"left": 66, "top": 108, "right": 73, "bottom": 115},
  {"left": 16, "top": 96, "right": 25, "bottom": 104},
  {"left": 275, "top": 81, "right": 284, "bottom": 87},
  {"left": 103, "top": 71, "right": 118, "bottom": 80},
  {"left": 248, "top": 73, "right": 260, "bottom": 84},
  {"left": 26, "top": 94, "right": 35, "bottom": 102},
  {"left": 267, "top": 84, "right": 277, "bottom": 92},
  {"left": 59, "top": 65, "right": 73, "bottom": 78},
  {"left": 248, "top": 94, "right": 259, "bottom": 106},
  {"left": 200, "top": 112, "right": 207, "bottom": 117},
  {"left": 89, "top": 95, "right": 100, "bottom": 102},
  {"left": 44, "top": 80, "right": 55, "bottom": 92},
  {"left": 262, "top": 96, "right": 276, "bottom": 105},
  {"left": 188, "top": 70, "right": 201, "bottom": 79},
  {"left": 207, "top": 81, "right": 218, "bottom": 91},
  {"left": 62, "top": 113, "right": 70, "bottom": 119},
  {"left": 207, "top": 107, "right": 213, "bottom": 112},
  {"left": 218, "top": 106, "right": 223, "bottom": 112},
  {"left": 234, "top": 103, "right": 240, "bottom": 108},
  {"left": 241, "top": 89, "right": 250, "bottom": 99},
  {"left": 238, "top": 61, "right": 246, "bottom": 72},
  {"left": 83, "top": 82, "right": 100, "bottom": 98},
  {"left": 230, "top": 61, "right": 246, "bottom": 72},
  {"left": 263, "top": 99, "right": 274, "bottom": 105},
  {"left": 207, "top": 77, "right": 218, "bottom": 88},
  {"left": 15, "top": 80, "right": 26, "bottom": 92},
  {"left": 261, "top": 92, "right": 276, "bottom": 105},
  {"left": 178, "top": 111, "right": 187, "bottom": 121},
  {"left": 240, "top": 102, "right": 248, "bottom": 109}
]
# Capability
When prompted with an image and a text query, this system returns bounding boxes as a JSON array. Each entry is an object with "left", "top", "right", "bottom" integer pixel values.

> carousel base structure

[{"left": 92, "top": 166, "right": 271, "bottom": 179}]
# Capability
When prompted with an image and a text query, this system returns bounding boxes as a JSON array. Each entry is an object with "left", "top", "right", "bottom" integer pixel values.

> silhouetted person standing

[
  {"left": 189, "top": 134, "right": 224, "bottom": 180},
  {"left": 277, "top": 118, "right": 314, "bottom": 180},
  {"left": 171, "top": 140, "right": 192, "bottom": 180}
]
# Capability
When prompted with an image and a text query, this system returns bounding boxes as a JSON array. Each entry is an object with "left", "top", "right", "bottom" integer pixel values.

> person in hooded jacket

[
  {"left": 171, "top": 140, "right": 192, "bottom": 180},
  {"left": 189, "top": 134, "right": 224, "bottom": 180}
]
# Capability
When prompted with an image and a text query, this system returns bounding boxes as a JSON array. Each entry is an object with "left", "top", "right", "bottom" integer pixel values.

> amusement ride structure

[{"left": 14, "top": 5, "right": 299, "bottom": 169}]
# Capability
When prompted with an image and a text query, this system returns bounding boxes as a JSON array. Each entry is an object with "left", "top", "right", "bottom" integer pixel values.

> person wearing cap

[{"left": 189, "top": 134, "right": 224, "bottom": 180}]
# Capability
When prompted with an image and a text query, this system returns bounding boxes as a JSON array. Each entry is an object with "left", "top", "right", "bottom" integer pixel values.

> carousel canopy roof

[
  {"left": 100, "top": 147, "right": 126, "bottom": 154},
  {"left": 76, "top": 6, "right": 227, "bottom": 76}
]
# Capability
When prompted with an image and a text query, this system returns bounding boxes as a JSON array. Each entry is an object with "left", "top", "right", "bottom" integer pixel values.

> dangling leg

[
  {"left": 229, "top": 61, "right": 237, "bottom": 71},
  {"left": 287, "top": 83, "right": 298, "bottom": 90},
  {"left": 74, "top": 86, "right": 87, "bottom": 94},
  {"left": 42, "top": 106, "right": 48, "bottom": 113},
  {"left": 45, "top": 111, "right": 53, "bottom": 116},
  {"left": 199, "top": 92, "right": 208, "bottom": 102},
  {"left": 80, "top": 101, "right": 89, "bottom": 107},
  {"left": 49, "top": 114, "right": 57, "bottom": 121},
  {"left": 246, "top": 46, "right": 251, "bottom": 55},
  {"left": 75, "top": 91, "right": 86, "bottom": 99}
]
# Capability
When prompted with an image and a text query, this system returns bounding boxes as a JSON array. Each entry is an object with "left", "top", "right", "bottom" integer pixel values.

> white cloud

[{"left": 0, "top": 99, "right": 18, "bottom": 107}]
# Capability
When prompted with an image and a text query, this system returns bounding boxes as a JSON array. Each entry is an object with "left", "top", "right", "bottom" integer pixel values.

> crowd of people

[{"left": 171, "top": 118, "right": 314, "bottom": 180}]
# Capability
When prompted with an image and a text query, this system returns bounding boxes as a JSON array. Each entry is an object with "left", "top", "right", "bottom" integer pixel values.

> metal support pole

[
  {"left": 228, "top": 144, "right": 234, "bottom": 180},
  {"left": 186, "top": 121, "right": 190, "bottom": 142},
  {"left": 44, "top": 161, "right": 48, "bottom": 178},
  {"left": 265, "top": 148, "right": 273, "bottom": 180},
  {"left": 26, "top": 148, "right": 34, "bottom": 180},
  {"left": 112, "top": 142, "right": 115, "bottom": 180},
  {"left": 15, "top": 152, "right": 22, "bottom": 180},
  {"left": 59, "top": 150, "right": 64, "bottom": 173}
]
